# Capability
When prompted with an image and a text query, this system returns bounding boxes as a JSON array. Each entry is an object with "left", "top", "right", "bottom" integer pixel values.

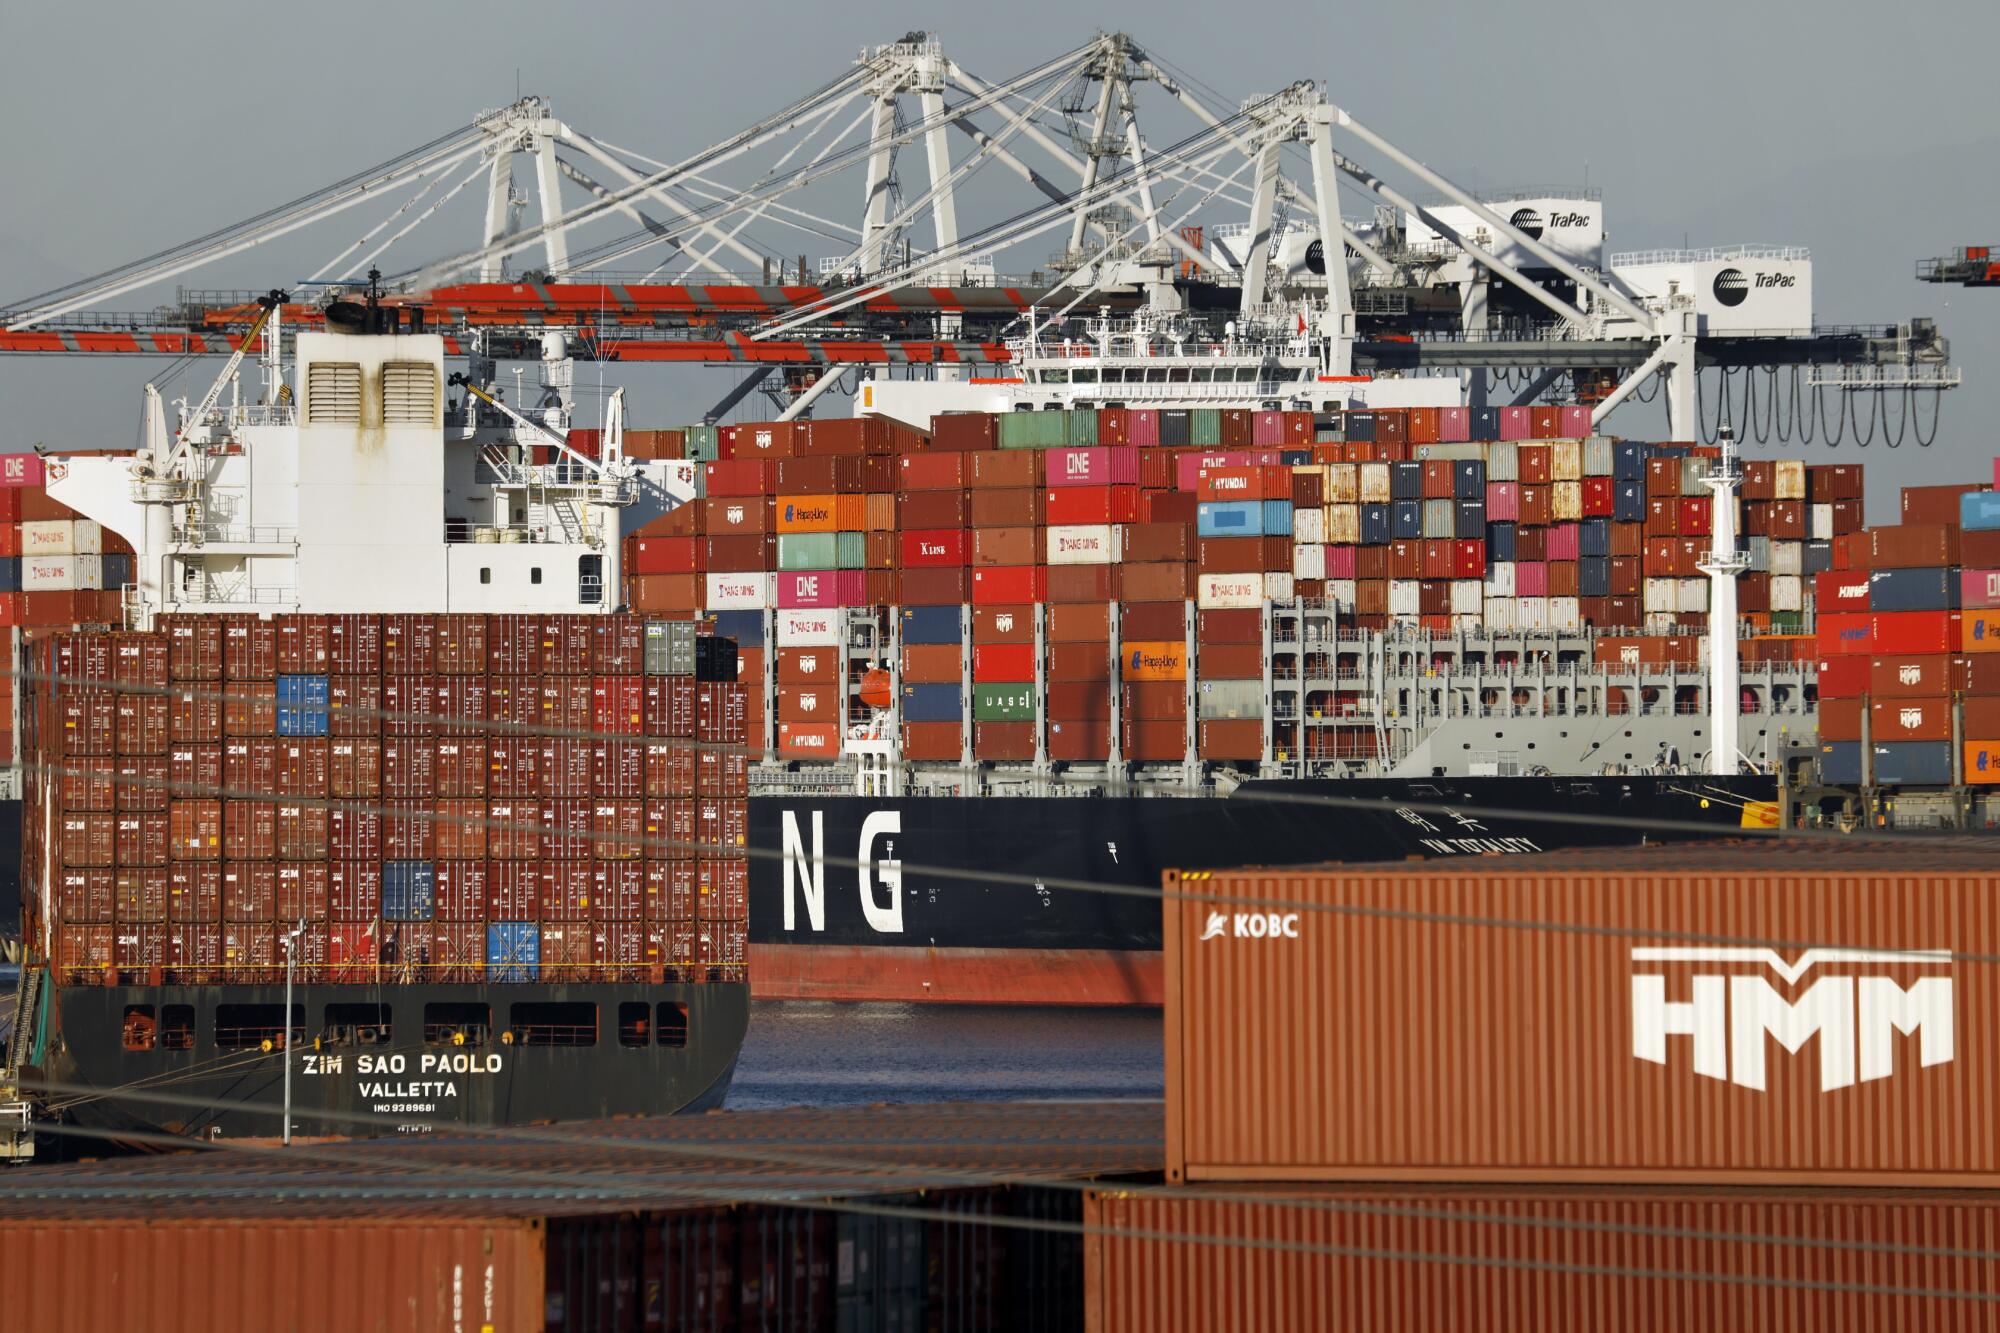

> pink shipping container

[
  {"left": 1559, "top": 404, "right": 1593, "bottom": 437},
  {"left": 1174, "top": 451, "right": 1282, "bottom": 493},
  {"left": 1515, "top": 561, "right": 1548, "bottom": 597},
  {"left": 1497, "top": 405, "right": 1532, "bottom": 440},
  {"left": 1128, "top": 408, "right": 1160, "bottom": 447},
  {"left": 1043, "top": 446, "right": 1139, "bottom": 488},
  {"left": 1545, "top": 522, "right": 1580, "bottom": 562},
  {"left": 1324, "top": 545, "right": 1357, "bottom": 579},
  {"left": 1962, "top": 568, "right": 2000, "bottom": 610},
  {"left": 773, "top": 569, "right": 865, "bottom": 608},
  {"left": 1484, "top": 482, "right": 1519, "bottom": 522},
  {"left": 1437, "top": 406, "right": 1471, "bottom": 443},
  {"left": 1250, "top": 411, "right": 1289, "bottom": 447},
  {"left": 0, "top": 453, "right": 45, "bottom": 487}
]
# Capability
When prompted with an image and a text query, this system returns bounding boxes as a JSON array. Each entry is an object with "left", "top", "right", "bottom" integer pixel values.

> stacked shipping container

[
  {"left": 619, "top": 407, "right": 1860, "bottom": 764},
  {"left": 0, "top": 453, "right": 133, "bottom": 769},
  {"left": 22, "top": 614, "right": 750, "bottom": 987},
  {"left": 1101, "top": 842, "right": 2000, "bottom": 1330},
  {"left": 1816, "top": 472, "right": 2000, "bottom": 786}
]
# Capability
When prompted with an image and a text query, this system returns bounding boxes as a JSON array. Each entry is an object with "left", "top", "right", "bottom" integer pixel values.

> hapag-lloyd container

[
  {"left": 1164, "top": 841, "right": 2000, "bottom": 1185},
  {"left": 773, "top": 569, "right": 864, "bottom": 609}
]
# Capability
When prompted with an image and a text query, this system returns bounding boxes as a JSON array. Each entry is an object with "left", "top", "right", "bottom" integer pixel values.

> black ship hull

[
  {"left": 747, "top": 776, "right": 1779, "bottom": 1003},
  {"left": 38, "top": 979, "right": 748, "bottom": 1143}
]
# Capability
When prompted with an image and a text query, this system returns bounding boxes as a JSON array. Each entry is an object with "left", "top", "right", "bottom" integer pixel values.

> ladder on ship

[{"left": 0, "top": 963, "right": 44, "bottom": 1162}]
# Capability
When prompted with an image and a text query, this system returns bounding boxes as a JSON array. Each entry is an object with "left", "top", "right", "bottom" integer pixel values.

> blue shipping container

[
  {"left": 709, "top": 610, "right": 765, "bottom": 648},
  {"left": 1614, "top": 480, "right": 1646, "bottom": 524},
  {"left": 383, "top": 860, "right": 437, "bottom": 922},
  {"left": 1820, "top": 742, "right": 1863, "bottom": 785},
  {"left": 1614, "top": 441, "right": 1647, "bottom": 482},
  {"left": 1869, "top": 567, "right": 1959, "bottom": 612},
  {"left": 1804, "top": 540, "right": 1833, "bottom": 576},
  {"left": 1344, "top": 411, "right": 1376, "bottom": 443},
  {"left": 1279, "top": 449, "right": 1313, "bottom": 467},
  {"left": 1579, "top": 518, "right": 1610, "bottom": 559},
  {"left": 1197, "top": 501, "right": 1267, "bottom": 538},
  {"left": 1579, "top": 557, "right": 1611, "bottom": 598},
  {"left": 1873, "top": 741, "right": 1953, "bottom": 787},
  {"left": 101, "top": 552, "right": 132, "bottom": 587},
  {"left": 1470, "top": 407, "right": 1500, "bottom": 440},
  {"left": 487, "top": 922, "right": 541, "bottom": 983},
  {"left": 1359, "top": 504, "right": 1392, "bottom": 545},
  {"left": 1454, "top": 501, "right": 1485, "bottom": 540},
  {"left": 901, "top": 683, "right": 961, "bottom": 724},
  {"left": 1260, "top": 501, "right": 1294, "bottom": 537},
  {"left": 1390, "top": 461, "right": 1423, "bottom": 501},
  {"left": 0, "top": 558, "right": 17, "bottom": 593},
  {"left": 900, "top": 605, "right": 963, "bottom": 646},
  {"left": 1961, "top": 490, "right": 2000, "bottom": 532},
  {"left": 1486, "top": 522, "right": 1517, "bottom": 563},
  {"left": 1453, "top": 460, "right": 1485, "bottom": 502},
  {"left": 275, "top": 674, "right": 330, "bottom": 737},
  {"left": 1390, "top": 501, "right": 1422, "bottom": 540}
]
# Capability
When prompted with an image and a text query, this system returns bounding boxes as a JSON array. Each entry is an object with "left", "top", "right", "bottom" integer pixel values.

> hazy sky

[{"left": 3, "top": 1, "right": 1995, "bottom": 522}]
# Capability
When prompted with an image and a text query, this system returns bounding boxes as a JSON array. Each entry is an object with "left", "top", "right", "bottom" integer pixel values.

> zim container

[{"left": 1164, "top": 841, "right": 2000, "bottom": 1186}]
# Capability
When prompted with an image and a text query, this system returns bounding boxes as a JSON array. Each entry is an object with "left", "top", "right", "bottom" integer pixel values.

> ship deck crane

[{"left": 1917, "top": 247, "right": 2000, "bottom": 287}]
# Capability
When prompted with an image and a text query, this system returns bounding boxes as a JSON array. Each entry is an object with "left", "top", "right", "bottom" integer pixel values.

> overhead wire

[{"left": 18, "top": 1084, "right": 2000, "bottom": 1299}]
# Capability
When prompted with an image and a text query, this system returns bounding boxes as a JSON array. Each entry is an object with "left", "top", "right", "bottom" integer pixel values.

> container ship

[{"left": 2, "top": 304, "right": 752, "bottom": 1153}]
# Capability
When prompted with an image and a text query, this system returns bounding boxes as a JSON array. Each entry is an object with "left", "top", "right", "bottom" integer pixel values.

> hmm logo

[
  {"left": 1200, "top": 911, "right": 1301, "bottom": 941},
  {"left": 725, "top": 504, "right": 746, "bottom": 525},
  {"left": 1631, "top": 948, "right": 1953, "bottom": 1091},
  {"left": 994, "top": 613, "right": 1016, "bottom": 634},
  {"left": 1899, "top": 664, "right": 1924, "bottom": 686},
  {"left": 1898, "top": 707, "right": 1926, "bottom": 731}
]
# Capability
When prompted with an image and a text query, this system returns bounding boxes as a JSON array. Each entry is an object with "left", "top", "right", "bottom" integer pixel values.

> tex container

[
  {"left": 1164, "top": 842, "right": 2000, "bottom": 1186},
  {"left": 1082, "top": 1186, "right": 2000, "bottom": 1333}
]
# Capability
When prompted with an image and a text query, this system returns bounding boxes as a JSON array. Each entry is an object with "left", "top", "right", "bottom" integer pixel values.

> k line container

[{"left": 1164, "top": 842, "right": 2000, "bottom": 1186}]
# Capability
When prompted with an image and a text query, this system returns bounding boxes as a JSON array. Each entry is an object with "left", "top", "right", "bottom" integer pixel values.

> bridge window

[
  {"left": 619, "top": 1002, "right": 651, "bottom": 1048},
  {"left": 656, "top": 1004, "right": 688, "bottom": 1048},
  {"left": 162, "top": 1004, "right": 194, "bottom": 1051}
]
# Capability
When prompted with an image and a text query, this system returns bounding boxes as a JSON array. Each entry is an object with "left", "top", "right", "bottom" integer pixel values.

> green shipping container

[
  {"left": 1066, "top": 409, "right": 1098, "bottom": 447},
  {"left": 998, "top": 411, "right": 1068, "bottom": 450},
  {"left": 777, "top": 533, "right": 837, "bottom": 571},
  {"left": 1190, "top": 409, "right": 1223, "bottom": 448},
  {"left": 973, "top": 683, "right": 1037, "bottom": 722},
  {"left": 835, "top": 530, "right": 866, "bottom": 569},
  {"left": 1769, "top": 610, "right": 1807, "bottom": 633},
  {"left": 683, "top": 424, "right": 721, "bottom": 462}
]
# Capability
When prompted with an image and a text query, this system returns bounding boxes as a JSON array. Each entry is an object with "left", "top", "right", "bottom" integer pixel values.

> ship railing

[
  {"left": 508, "top": 1022, "right": 597, "bottom": 1048},
  {"left": 192, "top": 523, "right": 298, "bottom": 546}
]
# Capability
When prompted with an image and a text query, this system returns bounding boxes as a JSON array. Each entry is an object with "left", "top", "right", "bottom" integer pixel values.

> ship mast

[{"left": 1699, "top": 424, "right": 1747, "bottom": 775}]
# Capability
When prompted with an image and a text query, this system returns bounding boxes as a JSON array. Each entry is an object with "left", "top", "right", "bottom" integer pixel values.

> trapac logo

[
  {"left": 1508, "top": 207, "right": 1544, "bottom": 240},
  {"left": 1546, "top": 211, "right": 1590, "bottom": 227},
  {"left": 1712, "top": 268, "right": 1750, "bottom": 307},
  {"left": 1200, "top": 910, "right": 1301, "bottom": 941},
  {"left": 1304, "top": 238, "right": 1326, "bottom": 275},
  {"left": 1631, "top": 948, "right": 1953, "bottom": 1092}
]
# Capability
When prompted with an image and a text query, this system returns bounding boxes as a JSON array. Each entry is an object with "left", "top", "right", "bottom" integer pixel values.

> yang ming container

[{"left": 1164, "top": 841, "right": 2000, "bottom": 1186}]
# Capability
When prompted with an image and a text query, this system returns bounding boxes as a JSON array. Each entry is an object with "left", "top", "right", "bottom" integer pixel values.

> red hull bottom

[{"left": 749, "top": 943, "right": 1164, "bottom": 1006}]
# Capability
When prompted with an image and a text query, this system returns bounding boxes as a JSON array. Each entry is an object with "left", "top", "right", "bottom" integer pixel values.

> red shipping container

[
  {"left": 972, "top": 566, "right": 1046, "bottom": 606},
  {"left": 329, "top": 862, "right": 382, "bottom": 920},
  {"left": 222, "top": 619, "right": 277, "bottom": 679},
  {"left": 539, "top": 800, "right": 592, "bottom": 860},
  {"left": 644, "top": 739, "right": 697, "bottom": 798},
  {"left": 113, "top": 867, "right": 168, "bottom": 923},
  {"left": 1046, "top": 564, "right": 1118, "bottom": 603},
  {"left": 326, "top": 921, "right": 379, "bottom": 983},
  {"left": 168, "top": 800, "right": 221, "bottom": 860},
  {"left": 381, "top": 614, "right": 438, "bottom": 674},
  {"left": 1815, "top": 656, "right": 1868, "bottom": 698},
  {"left": 165, "top": 689, "right": 221, "bottom": 749},
  {"left": 899, "top": 528, "right": 970, "bottom": 566},
  {"left": 433, "top": 860, "right": 488, "bottom": 921},
  {"left": 1815, "top": 613, "right": 1873, "bottom": 657},
  {"left": 1869, "top": 696, "right": 1952, "bottom": 742},
  {"left": 1870, "top": 611, "right": 1961, "bottom": 656},
  {"left": 542, "top": 862, "right": 593, "bottom": 920},
  {"left": 898, "top": 453, "right": 964, "bottom": 490},
  {"left": 221, "top": 862, "right": 276, "bottom": 922},
  {"left": 274, "top": 862, "right": 329, "bottom": 922},
  {"left": 223, "top": 800, "right": 276, "bottom": 860},
  {"left": 1047, "top": 486, "right": 1139, "bottom": 526},
  {"left": 167, "top": 865, "right": 219, "bottom": 923},
  {"left": 329, "top": 805, "right": 382, "bottom": 861},
  {"left": 703, "top": 459, "right": 776, "bottom": 497},
  {"left": 1814, "top": 570, "right": 1871, "bottom": 612},
  {"left": 972, "top": 643, "right": 1035, "bottom": 682},
  {"left": 488, "top": 860, "right": 545, "bottom": 919},
  {"left": 274, "top": 801, "right": 329, "bottom": 861}
]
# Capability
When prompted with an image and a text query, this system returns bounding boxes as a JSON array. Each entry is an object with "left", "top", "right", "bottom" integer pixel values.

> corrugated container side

[
  {"left": 1083, "top": 1187, "right": 2000, "bottom": 1333},
  {"left": 1164, "top": 859, "right": 2000, "bottom": 1185},
  {"left": 2, "top": 1220, "right": 543, "bottom": 1333}
]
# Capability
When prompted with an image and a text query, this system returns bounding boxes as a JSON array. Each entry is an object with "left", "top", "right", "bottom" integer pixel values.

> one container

[{"left": 1164, "top": 841, "right": 2000, "bottom": 1185}]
